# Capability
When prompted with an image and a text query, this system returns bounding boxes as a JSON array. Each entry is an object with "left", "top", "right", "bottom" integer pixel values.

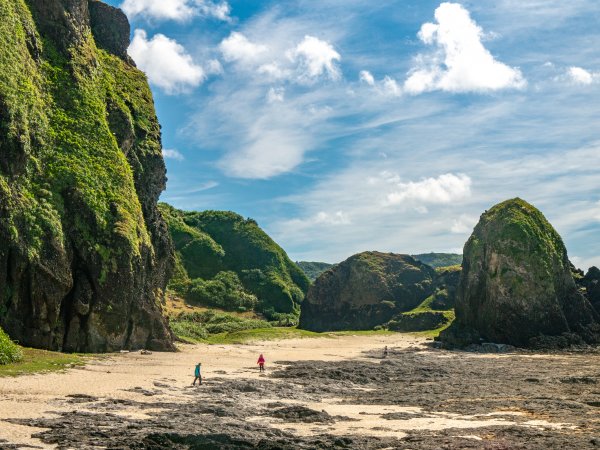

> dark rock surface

[
  {"left": 88, "top": 0, "right": 132, "bottom": 61},
  {"left": 0, "top": 0, "right": 174, "bottom": 352},
  {"left": 582, "top": 266, "right": 600, "bottom": 313},
  {"left": 440, "top": 198, "right": 599, "bottom": 348},
  {"left": 299, "top": 252, "right": 436, "bottom": 331}
]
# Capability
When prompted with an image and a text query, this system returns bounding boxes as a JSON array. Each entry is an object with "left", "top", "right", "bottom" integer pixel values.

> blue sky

[{"left": 105, "top": 0, "right": 600, "bottom": 268}]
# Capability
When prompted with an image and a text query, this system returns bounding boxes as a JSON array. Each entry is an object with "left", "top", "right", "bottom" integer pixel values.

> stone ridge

[
  {"left": 439, "top": 198, "right": 599, "bottom": 348},
  {"left": 0, "top": 0, "right": 174, "bottom": 352}
]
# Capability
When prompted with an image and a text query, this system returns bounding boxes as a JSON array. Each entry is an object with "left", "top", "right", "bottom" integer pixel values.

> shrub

[{"left": 0, "top": 327, "right": 22, "bottom": 365}]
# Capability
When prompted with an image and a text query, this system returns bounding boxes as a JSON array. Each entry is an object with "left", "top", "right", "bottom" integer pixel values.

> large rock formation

[
  {"left": 159, "top": 204, "right": 310, "bottom": 319},
  {"left": 0, "top": 0, "right": 174, "bottom": 352},
  {"left": 439, "top": 198, "right": 599, "bottom": 348},
  {"left": 299, "top": 252, "right": 436, "bottom": 331},
  {"left": 582, "top": 267, "right": 600, "bottom": 314}
]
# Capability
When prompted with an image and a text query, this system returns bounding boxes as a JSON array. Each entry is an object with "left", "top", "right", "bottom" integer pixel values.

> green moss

[{"left": 0, "top": 0, "right": 156, "bottom": 285}]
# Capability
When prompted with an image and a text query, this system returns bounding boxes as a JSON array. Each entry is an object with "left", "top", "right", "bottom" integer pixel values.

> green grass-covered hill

[
  {"left": 296, "top": 261, "right": 334, "bottom": 282},
  {"left": 412, "top": 253, "right": 463, "bottom": 268},
  {"left": 159, "top": 204, "right": 310, "bottom": 320}
]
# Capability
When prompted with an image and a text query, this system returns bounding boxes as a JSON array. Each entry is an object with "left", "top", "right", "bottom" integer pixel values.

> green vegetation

[
  {"left": 296, "top": 261, "right": 333, "bottom": 281},
  {"left": 0, "top": 327, "right": 22, "bottom": 365},
  {"left": 412, "top": 253, "right": 463, "bottom": 268},
  {"left": 160, "top": 204, "right": 310, "bottom": 319},
  {"left": 0, "top": 347, "right": 83, "bottom": 377}
]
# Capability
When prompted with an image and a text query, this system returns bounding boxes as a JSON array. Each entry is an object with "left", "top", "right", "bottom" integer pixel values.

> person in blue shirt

[{"left": 192, "top": 362, "right": 202, "bottom": 386}]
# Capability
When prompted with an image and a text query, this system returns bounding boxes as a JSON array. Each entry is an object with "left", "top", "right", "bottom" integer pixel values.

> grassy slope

[
  {"left": 296, "top": 261, "right": 333, "bottom": 281},
  {"left": 0, "top": 347, "right": 84, "bottom": 377},
  {"left": 412, "top": 253, "right": 463, "bottom": 268},
  {"left": 159, "top": 204, "right": 310, "bottom": 318}
]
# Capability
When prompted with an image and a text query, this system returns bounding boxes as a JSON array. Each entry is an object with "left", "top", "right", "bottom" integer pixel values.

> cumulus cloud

[
  {"left": 129, "top": 30, "right": 205, "bottom": 93},
  {"left": 567, "top": 66, "right": 596, "bottom": 85},
  {"left": 121, "top": 0, "right": 231, "bottom": 22},
  {"left": 382, "top": 76, "right": 402, "bottom": 97},
  {"left": 287, "top": 35, "right": 341, "bottom": 83},
  {"left": 385, "top": 173, "right": 472, "bottom": 205},
  {"left": 162, "top": 148, "right": 185, "bottom": 161},
  {"left": 219, "top": 32, "right": 268, "bottom": 65},
  {"left": 404, "top": 2, "right": 526, "bottom": 94}
]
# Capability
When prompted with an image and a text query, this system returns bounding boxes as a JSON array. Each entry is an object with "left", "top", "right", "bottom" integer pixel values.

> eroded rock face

[
  {"left": 0, "top": 0, "right": 174, "bottom": 352},
  {"left": 439, "top": 198, "right": 599, "bottom": 348},
  {"left": 299, "top": 252, "right": 436, "bottom": 331},
  {"left": 582, "top": 267, "right": 600, "bottom": 313}
]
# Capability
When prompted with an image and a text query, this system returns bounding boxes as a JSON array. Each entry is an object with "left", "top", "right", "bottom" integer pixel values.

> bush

[
  {"left": 0, "top": 327, "right": 22, "bottom": 365},
  {"left": 185, "top": 271, "right": 258, "bottom": 311},
  {"left": 169, "top": 310, "right": 272, "bottom": 342}
]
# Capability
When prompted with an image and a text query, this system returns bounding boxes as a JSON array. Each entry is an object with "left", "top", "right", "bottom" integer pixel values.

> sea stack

[
  {"left": 299, "top": 252, "right": 436, "bottom": 331},
  {"left": 439, "top": 198, "right": 600, "bottom": 348}
]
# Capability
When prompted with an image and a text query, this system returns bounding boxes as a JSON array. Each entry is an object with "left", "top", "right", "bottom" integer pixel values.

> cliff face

[
  {"left": 299, "top": 252, "right": 436, "bottom": 331},
  {"left": 0, "top": 0, "right": 174, "bottom": 352},
  {"left": 160, "top": 204, "right": 310, "bottom": 319},
  {"left": 439, "top": 198, "right": 599, "bottom": 348}
]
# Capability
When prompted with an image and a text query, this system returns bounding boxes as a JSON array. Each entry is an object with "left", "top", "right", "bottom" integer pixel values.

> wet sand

[{"left": 1, "top": 334, "right": 600, "bottom": 449}]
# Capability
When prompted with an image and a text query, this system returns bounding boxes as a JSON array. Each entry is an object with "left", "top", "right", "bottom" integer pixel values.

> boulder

[
  {"left": 299, "top": 252, "right": 436, "bottom": 332},
  {"left": 439, "top": 198, "right": 599, "bottom": 348}
]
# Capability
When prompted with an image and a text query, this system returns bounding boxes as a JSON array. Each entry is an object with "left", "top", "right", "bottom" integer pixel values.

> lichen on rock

[{"left": 439, "top": 198, "right": 600, "bottom": 348}]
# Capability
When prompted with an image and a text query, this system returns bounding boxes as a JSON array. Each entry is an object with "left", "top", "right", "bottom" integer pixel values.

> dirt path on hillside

[{"left": 1, "top": 334, "right": 600, "bottom": 449}]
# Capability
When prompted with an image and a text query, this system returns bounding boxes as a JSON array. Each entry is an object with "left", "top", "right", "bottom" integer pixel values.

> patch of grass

[
  {"left": 0, "top": 347, "right": 85, "bottom": 377},
  {"left": 203, "top": 327, "right": 322, "bottom": 345}
]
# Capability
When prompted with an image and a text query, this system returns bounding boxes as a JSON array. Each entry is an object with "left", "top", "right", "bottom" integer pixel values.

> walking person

[
  {"left": 383, "top": 346, "right": 389, "bottom": 358},
  {"left": 192, "top": 362, "right": 202, "bottom": 385},
  {"left": 257, "top": 354, "right": 265, "bottom": 372}
]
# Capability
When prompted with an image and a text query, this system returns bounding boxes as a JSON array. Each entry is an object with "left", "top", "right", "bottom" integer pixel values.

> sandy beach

[{"left": 1, "top": 334, "right": 600, "bottom": 449}]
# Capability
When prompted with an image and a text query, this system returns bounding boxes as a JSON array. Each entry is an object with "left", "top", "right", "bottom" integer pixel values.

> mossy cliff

[
  {"left": 299, "top": 252, "right": 438, "bottom": 331},
  {"left": 159, "top": 204, "right": 310, "bottom": 319},
  {"left": 439, "top": 198, "right": 599, "bottom": 348},
  {"left": 0, "top": 0, "right": 174, "bottom": 352}
]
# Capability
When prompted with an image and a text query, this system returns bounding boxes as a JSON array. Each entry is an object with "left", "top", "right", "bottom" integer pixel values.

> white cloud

[
  {"left": 287, "top": 35, "right": 341, "bottom": 83},
  {"left": 266, "top": 87, "right": 285, "bottom": 103},
  {"left": 382, "top": 76, "right": 402, "bottom": 97},
  {"left": 218, "top": 129, "right": 308, "bottom": 179},
  {"left": 567, "top": 66, "right": 595, "bottom": 85},
  {"left": 121, "top": 0, "right": 231, "bottom": 22},
  {"left": 359, "top": 70, "right": 375, "bottom": 86},
  {"left": 162, "top": 148, "right": 185, "bottom": 161},
  {"left": 128, "top": 30, "right": 205, "bottom": 94},
  {"left": 405, "top": 2, "right": 526, "bottom": 94},
  {"left": 196, "top": 0, "right": 231, "bottom": 22},
  {"left": 450, "top": 214, "right": 478, "bottom": 234},
  {"left": 219, "top": 32, "right": 268, "bottom": 65},
  {"left": 386, "top": 173, "right": 472, "bottom": 206}
]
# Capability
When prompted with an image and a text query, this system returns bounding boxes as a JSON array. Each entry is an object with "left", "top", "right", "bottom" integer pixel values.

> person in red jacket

[{"left": 257, "top": 354, "right": 265, "bottom": 372}]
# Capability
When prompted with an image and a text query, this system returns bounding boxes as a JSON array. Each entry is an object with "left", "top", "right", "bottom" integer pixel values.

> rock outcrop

[
  {"left": 439, "top": 198, "right": 599, "bottom": 348},
  {"left": 299, "top": 252, "right": 436, "bottom": 331},
  {"left": 0, "top": 0, "right": 174, "bottom": 352},
  {"left": 582, "top": 267, "right": 600, "bottom": 313}
]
